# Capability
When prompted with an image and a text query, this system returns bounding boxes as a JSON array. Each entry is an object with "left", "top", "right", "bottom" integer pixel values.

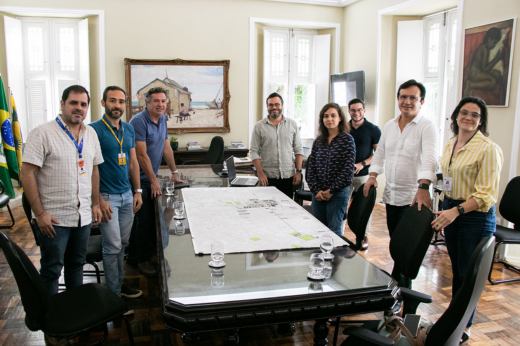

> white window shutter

[
  {"left": 312, "top": 34, "right": 330, "bottom": 137},
  {"left": 26, "top": 80, "right": 47, "bottom": 132},
  {"left": 263, "top": 28, "right": 289, "bottom": 117},
  {"left": 78, "top": 18, "right": 91, "bottom": 123},
  {"left": 4, "top": 16, "right": 29, "bottom": 140}
]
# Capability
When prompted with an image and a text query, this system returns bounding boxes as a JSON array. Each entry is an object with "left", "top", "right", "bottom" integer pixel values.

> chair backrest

[
  {"left": 389, "top": 204, "right": 434, "bottom": 279},
  {"left": 22, "top": 193, "right": 40, "bottom": 246},
  {"left": 347, "top": 184, "right": 376, "bottom": 247},
  {"left": 0, "top": 232, "right": 50, "bottom": 331},
  {"left": 425, "top": 236, "right": 495, "bottom": 346},
  {"left": 499, "top": 176, "right": 520, "bottom": 228},
  {"left": 204, "top": 136, "right": 225, "bottom": 164}
]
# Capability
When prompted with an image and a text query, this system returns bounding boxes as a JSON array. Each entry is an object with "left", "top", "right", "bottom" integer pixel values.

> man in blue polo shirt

[
  {"left": 128, "top": 86, "right": 184, "bottom": 276},
  {"left": 347, "top": 98, "right": 381, "bottom": 250},
  {"left": 90, "top": 86, "right": 143, "bottom": 303}
]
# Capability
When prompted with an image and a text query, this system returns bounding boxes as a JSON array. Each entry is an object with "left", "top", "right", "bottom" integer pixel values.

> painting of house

[{"left": 125, "top": 59, "right": 230, "bottom": 134}]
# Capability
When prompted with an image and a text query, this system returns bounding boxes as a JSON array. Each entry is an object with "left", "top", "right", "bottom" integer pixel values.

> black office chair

[
  {"left": 340, "top": 236, "right": 495, "bottom": 346},
  {"left": 0, "top": 231, "right": 135, "bottom": 345},
  {"left": 331, "top": 204, "right": 435, "bottom": 345},
  {"left": 345, "top": 184, "right": 376, "bottom": 250},
  {"left": 488, "top": 176, "right": 520, "bottom": 285},
  {"left": 0, "top": 180, "right": 15, "bottom": 228},
  {"left": 182, "top": 136, "right": 225, "bottom": 165},
  {"left": 21, "top": 193, "right": 104, "bottom": 283}
]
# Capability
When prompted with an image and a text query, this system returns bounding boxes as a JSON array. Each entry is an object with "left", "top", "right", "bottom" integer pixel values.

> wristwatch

[
  {"left": 457, "top": 205, "right": 465, "bottom": 215},
  {"left": 296, "top": 169, "right": 303, "bottom": 173},
  {"left": 361, "top": 161, "right": 367, "bottom": 168},
  {"left": 418, "top": 183, "right": 430, "bottom": 190},
  {"left": 171, "top": 170, "right": 179, "bottom": 175},
  {"left": 135, "top": 189, "right": 143, "bottom": 193}
]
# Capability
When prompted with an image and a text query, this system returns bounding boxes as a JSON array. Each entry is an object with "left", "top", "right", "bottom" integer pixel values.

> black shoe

[
  {"left": 138, "top": 260, "right": 158, "bottom": 277},
  {"left": 460, "top": 332, "right": 469, "bottom": 344},
  {"left": 121, "top": 283, "right": 143, "bottom": 298}
]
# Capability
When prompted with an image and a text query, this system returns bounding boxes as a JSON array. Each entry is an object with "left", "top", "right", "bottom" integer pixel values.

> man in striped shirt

[{"left": 21, "top": 85, "right": 104, "bottom": 297}]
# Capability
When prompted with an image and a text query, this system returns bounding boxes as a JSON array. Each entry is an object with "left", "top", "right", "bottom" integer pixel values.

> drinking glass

[
  {"left": 320, "top": 234, "right": 334, "bottom": 260},
  {"left": 307, "top": 253, "right": 325, "bottom": 280},
  {"left": 174, "top": 201, "right": 185, "bottom": 220},
  {"left": 166, "top": 196, "right": 175, "bottom": 209},
  {"left": 211, "top": 268, "right": 225, "bottom": 287},
  {"left": 174, "top": 220, "right": 185, "bottom": 235},
  {"left": 209, "top": 241, "right": 226, "bottom": 268},
  {"left": 165, "top": 181, "right": 175, "bottom": 196}
]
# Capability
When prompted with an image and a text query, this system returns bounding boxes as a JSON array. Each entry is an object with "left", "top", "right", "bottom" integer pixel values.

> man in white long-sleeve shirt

[{"left": 363, "top": 79, "right": 438, "bottom": 287}]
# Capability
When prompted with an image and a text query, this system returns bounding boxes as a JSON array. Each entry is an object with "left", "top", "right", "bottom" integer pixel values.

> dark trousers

[
  {"left": 267, "top": 176, "right": 294, "bottom": 199},
  {"left": 443, "top": 198, "right": 495, "bottom": 327},
  {"left": 385, "top": 204, "right": 411, "bottom": 288},
  {"left": 128, "top": 183, "right": 156, "bottom": 264}
]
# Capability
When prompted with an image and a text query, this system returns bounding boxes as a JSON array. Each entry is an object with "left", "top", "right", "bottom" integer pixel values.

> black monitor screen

[{"left": 330, "top": 70, "right": 365, "bottom": 107}]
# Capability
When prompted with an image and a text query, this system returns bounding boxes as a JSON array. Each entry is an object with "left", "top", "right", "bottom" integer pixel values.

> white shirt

[
  {"left": 23, "top": 116, "right": 104, "bottom": 227},
  {"left": 369, "top": 113, "right": 438, "bottom": 206}
]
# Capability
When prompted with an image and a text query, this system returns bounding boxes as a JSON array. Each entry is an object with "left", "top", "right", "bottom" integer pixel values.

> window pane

[
  {"left": 296, "top": 38, "right": 310, "bottom": 78},
  {"left": 271, "top": 37, "right": 284, "bottom": 77},
  {"left": 27, "top": 26, "right": 44, "bottom": 72},
  {"left": 428, "top": 22, "right": 440, "bottom": 74},
  {"left": 450, "top": 19, "right": 457, "bottom": 72},
  {"left": 423, "top": 82, "right": 439, "bottom": 125},
  {"left": 293, "top": 84, "right": 315, "bottom": 138},
  {"left": 59, "top": 27, "right": 75, "bottom": 71}
]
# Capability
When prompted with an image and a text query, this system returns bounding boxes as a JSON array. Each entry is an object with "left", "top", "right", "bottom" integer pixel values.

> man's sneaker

[
  {"left": 138, "top": 260, "right": 158, "bottom": 277},
  {"left": 121, "top": 283, "right": 143, "bottom": 298},
  {"left": 123, "top": 309, "right": 134, "bottom": 316}
]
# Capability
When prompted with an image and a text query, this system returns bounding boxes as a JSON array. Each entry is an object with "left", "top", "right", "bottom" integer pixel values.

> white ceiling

[{"left": 260, "top": 0, "right": 362, "bottom": 8}]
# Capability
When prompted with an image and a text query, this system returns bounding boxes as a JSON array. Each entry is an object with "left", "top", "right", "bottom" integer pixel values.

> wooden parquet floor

[{"left": 0, "top": 204, "right": 518, "bottom": 345}]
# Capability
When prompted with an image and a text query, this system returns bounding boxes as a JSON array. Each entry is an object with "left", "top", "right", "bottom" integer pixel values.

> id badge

[
  {"left": 78, "top": 160, "right": 86, "bottom": 175},
  {"left": 443, "top": 177, "right": 452, "bottom": 191},
  {"left": 118, "top": 153, "right": 127, "bottom": 165}
]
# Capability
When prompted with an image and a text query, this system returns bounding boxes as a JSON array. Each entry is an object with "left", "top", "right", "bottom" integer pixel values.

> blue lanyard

[{"left": 56, "top": 117, "right": 84, "bottom": 158}]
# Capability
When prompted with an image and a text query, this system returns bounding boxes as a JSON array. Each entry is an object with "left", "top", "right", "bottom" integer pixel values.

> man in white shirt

[{"left": 363, "top": 79, "right": 437, "bottom": 286}]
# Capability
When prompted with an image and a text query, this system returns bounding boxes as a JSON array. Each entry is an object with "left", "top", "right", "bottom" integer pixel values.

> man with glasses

[
  {"left": 363, "top": 79, "right": 437, "bottom": 287},
  {"left": 250, "top": 92, "right": 304, "bottom": 198},
  {"left": 347, "top": 98, "right": 381, "bottom": 250}
]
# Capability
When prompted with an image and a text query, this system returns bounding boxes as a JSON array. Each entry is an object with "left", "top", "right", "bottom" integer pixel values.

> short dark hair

[
  {"left": 397, "top": 79, "right": 426, "bottom": 101},
  {"left": 348, "top": 98, "right": 365, "bottom": 109},
  {"left": 450, "top": 97, "right": 489, "bottom": 136},
  {"left": 103, "top": 86, "right": 126, "bottom": 102},
  {"left": 317, "top": 103, "right": 349, "bottom": 144},
  {"left": 484, "top": 27, "right": 501, "bottom": 43},
  {"left": 62, "top": 85, "right": 90, "bottom": 105},
  {"left": 266, "top": 92, "right": 284, "bottom": 105},
  {"left": 145, "top": 87, "right": 169, "bottom": 103}
]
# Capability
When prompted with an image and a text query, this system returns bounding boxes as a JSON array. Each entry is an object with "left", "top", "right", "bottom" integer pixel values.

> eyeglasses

[
  {"left": 399, "top": 95, "right": 421, "bottom": 102},
  {"left": 348, "top": 108, "right": 364, "bottom": 114},
  {"left": 458, "top": 110, "right": 481, "bottom": 119}
]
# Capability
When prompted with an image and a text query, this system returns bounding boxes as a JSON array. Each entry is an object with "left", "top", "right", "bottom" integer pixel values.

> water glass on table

[
  {"left": 174, "top": 201, "right": 185, "bottom": 220},
  {"left": 165, "top": 181, "right": 175, "bottom": 196},
  {"left": 209, "top": 241, "right": 226, "bottom": 268},
  {"left": 307, "top": 253, "right": 325, "bottom": 280},
  {"left": 320, "top": 233, "right": 334, "bottom": 260}
]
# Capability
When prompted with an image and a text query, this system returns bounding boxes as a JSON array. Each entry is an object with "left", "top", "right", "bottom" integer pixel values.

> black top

[{"left": 349, "top": 119, "right": 381, "bottom": 177}]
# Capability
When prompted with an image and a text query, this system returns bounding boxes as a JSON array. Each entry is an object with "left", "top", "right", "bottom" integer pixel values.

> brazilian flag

[
  {"left": 0, "top": 75, "right": 18, "bottom": 198},
  {"left": 10, "top": 94, "right": 23, "bottom": 174}
]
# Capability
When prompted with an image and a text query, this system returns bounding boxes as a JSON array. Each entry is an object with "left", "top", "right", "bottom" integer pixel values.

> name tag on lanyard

[
  {"left": 118, "top": 153, "right": 127, "bottom": 165},
  {"left": 443, "top": 177, "right": 452, "bottom": 191}
]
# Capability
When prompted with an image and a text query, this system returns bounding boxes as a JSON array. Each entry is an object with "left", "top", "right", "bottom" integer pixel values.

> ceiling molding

[{"left": 259, "top": 0, "right": 362, "bottom": 8}]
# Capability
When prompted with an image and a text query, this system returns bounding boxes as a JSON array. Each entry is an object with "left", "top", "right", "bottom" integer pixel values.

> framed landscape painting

[
  {"left": 124, "top": 59, "right": 230, "bottom": 134},
  {"left": 462, "top": 19, "right": 516, "bottom": 107}
]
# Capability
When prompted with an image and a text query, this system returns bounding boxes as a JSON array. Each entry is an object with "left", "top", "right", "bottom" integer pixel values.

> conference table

[{"left": 154, "top": 165, "right": 398, "bottom": 345}]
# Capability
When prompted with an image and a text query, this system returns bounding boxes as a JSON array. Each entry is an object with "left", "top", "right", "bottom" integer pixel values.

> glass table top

[{"left": 156, "top": 165, "right": 394, "bottom": 306}]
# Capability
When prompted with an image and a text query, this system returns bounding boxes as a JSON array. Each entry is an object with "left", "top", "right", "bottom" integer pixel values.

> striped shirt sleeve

[{"left": 472, "top": 142, "right": 503, "bottom": 211}]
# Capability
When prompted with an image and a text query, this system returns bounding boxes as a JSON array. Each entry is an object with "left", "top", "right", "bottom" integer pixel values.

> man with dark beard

[
  {"left": 346, "top": 98, "right": 381, "bottom": 250},
  {"left": 90, "top": 86, "right": 143, "bottom": 306},
  {"left": 250, "top": 92, "right": 303, "bottom": 198}
]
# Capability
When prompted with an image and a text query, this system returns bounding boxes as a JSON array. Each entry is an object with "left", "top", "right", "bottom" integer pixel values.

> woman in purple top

[{"left": 307, "top": 103, "right": 356, "bottom": 236}]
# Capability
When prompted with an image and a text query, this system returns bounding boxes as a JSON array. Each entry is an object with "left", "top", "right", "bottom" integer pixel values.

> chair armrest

[
  {"left": 342, "top": 327, "right": 395, "bottom": 346},
  {"left": 400, "top": 287, "right": 433, "bottom": 304}
]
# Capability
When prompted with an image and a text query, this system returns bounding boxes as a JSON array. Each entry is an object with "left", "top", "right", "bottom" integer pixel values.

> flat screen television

[{"left": 330, "top": 70, "right": 365, "bottom": 107}]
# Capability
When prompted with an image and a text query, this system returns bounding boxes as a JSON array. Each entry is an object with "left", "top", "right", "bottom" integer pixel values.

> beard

[
  {"left": 269, "top": 109, "right": 283, "bottom": 118},
  {"left": 106, "top": 107, "right": 124, "bottom": 119}
]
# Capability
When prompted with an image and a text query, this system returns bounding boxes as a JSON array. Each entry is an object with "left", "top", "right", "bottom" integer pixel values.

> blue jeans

[
  {"left": 37, "top": 223, "right": 91, "bottom": 295},
  {"left": 99, "top": 190, "right": 134, "bottom": 296},
  {"left": 443, "top": 198, "right": 496, "bottom": 327},
  {"left": 312, "top": 187, "right": 350, "bottom": 236}
]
